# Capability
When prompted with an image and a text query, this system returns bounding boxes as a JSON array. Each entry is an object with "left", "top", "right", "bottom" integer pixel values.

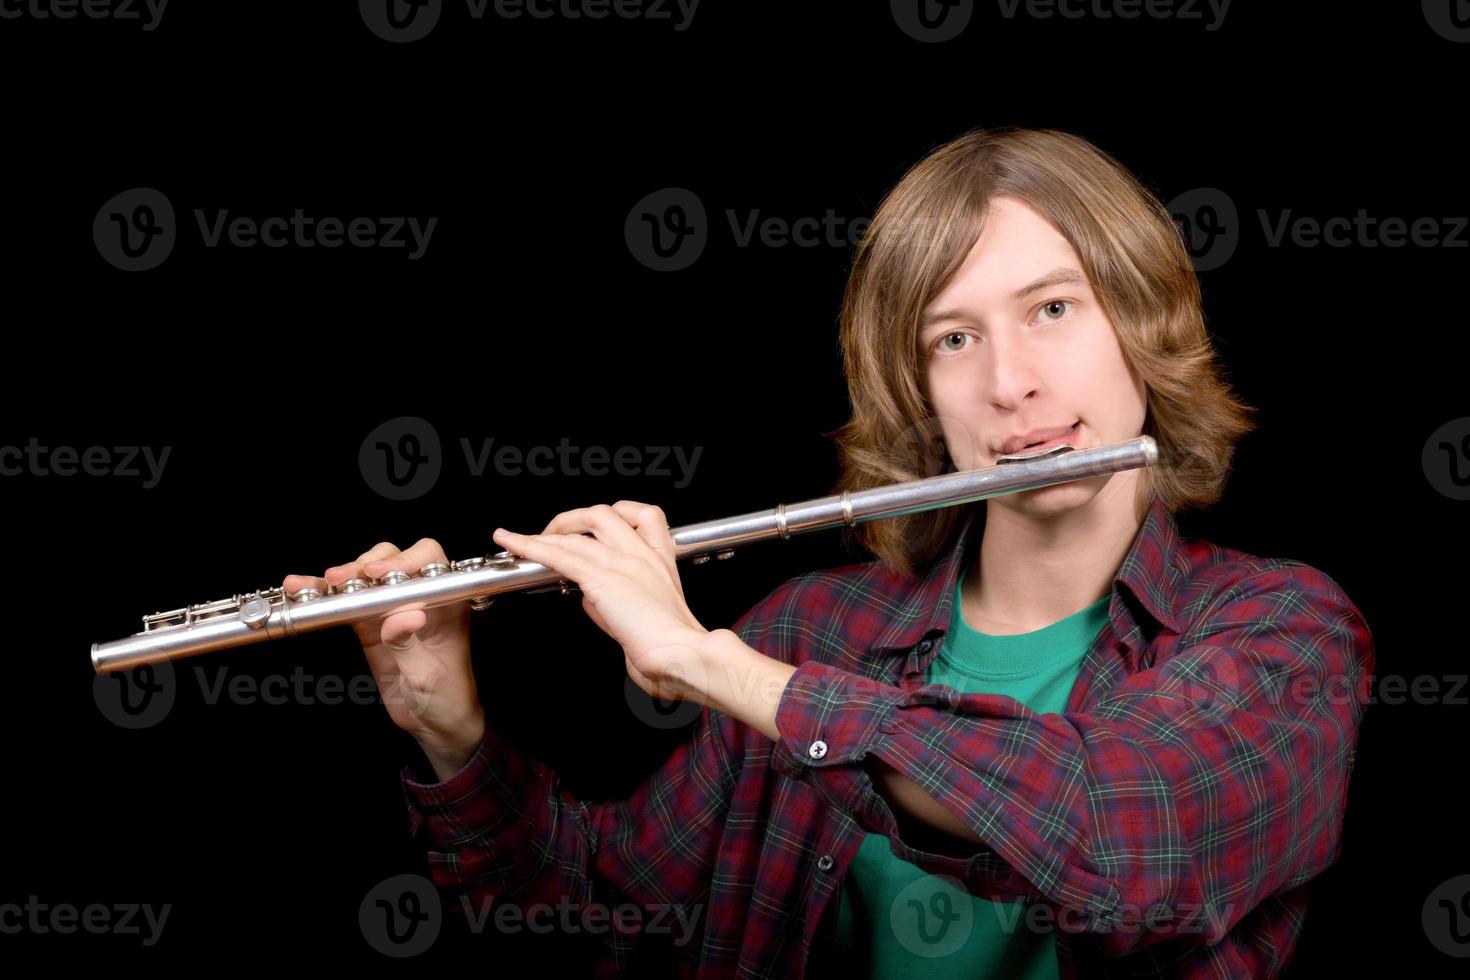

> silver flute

[{"left": 91, "top": 435, "right": 1157, "bottom": 674}]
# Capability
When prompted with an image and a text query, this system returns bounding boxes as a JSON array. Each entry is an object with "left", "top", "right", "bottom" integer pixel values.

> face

[{"left": 916, "top": 195, "right": 1148, "bottom": 517}]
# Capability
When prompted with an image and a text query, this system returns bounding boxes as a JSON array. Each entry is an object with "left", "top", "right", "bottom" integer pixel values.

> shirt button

[
  {"left": 916, "top": 638, "right": 934, "bottom": 655},
  {"left": 808, "top": 740, "right": 828, "bottom": 760},
  {"left": 817, "top": 854, "right": 834, "bottom": 872}
]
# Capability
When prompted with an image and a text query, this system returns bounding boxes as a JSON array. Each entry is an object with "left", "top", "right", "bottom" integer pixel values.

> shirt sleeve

[
  {"left": 398, "top": 578, "right": 800, "bottom": 939},
  {"left": 768, "top": 562, "right": 1374, "bottom": 958}
]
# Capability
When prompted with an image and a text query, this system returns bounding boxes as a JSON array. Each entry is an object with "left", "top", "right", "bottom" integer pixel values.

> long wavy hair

[{"left": 825, "top": 126, "right": 1258, "bottom": 578}]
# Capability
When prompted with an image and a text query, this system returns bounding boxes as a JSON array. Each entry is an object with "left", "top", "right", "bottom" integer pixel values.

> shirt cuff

[
  {"left": 770, "top": 658, "right": 909, "bottom": 822},
  {"left": 398, "top": 721, "right": 545, "bottom": 844},
  {"left": 770, "top": 658, "right": 1039, "bottom": 898}
]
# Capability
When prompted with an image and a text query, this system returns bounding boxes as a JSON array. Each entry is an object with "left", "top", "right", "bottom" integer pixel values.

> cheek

[
  {"left": 921, "top": 354, "right": 968, "bottom": 396},
  {"left": 1082, "top": 317, "right": 1130, "bottom": 366},
  {"left": 1068, "top": 325, "right": 1130, "bottom": 389}
]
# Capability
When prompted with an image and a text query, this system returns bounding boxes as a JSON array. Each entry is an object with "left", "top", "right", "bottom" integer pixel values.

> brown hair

[{"left": 824, "top": 126, "right": 1259, "bottom": 578}]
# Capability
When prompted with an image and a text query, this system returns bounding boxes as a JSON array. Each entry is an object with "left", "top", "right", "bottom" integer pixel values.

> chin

[{"left": 995, "top": 477, "right": 1102, "bottom": 516}]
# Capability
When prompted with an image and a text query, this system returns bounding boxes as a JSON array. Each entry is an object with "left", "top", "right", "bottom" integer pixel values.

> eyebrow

[{"left": 919, "top": 267, "right": 1088, "bottom": 332}]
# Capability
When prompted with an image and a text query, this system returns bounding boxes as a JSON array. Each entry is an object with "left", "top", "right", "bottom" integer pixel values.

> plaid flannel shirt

[{"left": 399, "top": 494, "right": 1374, "bottom": 978}]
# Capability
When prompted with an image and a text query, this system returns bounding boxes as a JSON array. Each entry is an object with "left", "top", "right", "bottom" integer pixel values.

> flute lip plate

[{"left": 994, "top": 443, "right": 1077, "bottom": 464}]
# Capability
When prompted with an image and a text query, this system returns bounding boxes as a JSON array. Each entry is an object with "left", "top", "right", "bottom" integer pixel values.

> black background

[{"left": 2, "top": 1, "right": 1463, "bottom": 975}]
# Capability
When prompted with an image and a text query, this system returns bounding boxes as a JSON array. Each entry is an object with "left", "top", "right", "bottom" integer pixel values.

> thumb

[{"left": 381, "top": 609, "right": 428, "bottom": 651}]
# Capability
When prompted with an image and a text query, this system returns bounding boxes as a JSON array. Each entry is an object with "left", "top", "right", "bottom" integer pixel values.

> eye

[
  {"left": 1037, "top": 299, "right": 1073, "bottom": 323},
  {"left": 933, "top": 331, "right": 973, "bottom": 354}
]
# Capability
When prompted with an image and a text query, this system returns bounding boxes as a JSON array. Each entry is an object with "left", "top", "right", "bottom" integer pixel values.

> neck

[{"left": 964, "top": 474, "right": 1145, "bottom": 634}]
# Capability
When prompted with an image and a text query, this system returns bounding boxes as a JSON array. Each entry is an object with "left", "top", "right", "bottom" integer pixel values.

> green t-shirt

[{"left": 825, "top": 566, "right": 1109, "bottom": 978}]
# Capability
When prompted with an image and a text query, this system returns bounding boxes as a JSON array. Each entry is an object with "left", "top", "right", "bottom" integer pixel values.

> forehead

[{"left": 933, "top": 198, "right": 1082, "bottom": 301}]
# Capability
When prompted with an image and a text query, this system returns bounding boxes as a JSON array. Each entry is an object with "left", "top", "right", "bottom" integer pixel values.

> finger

[
  {"left": 543, "top": 504, "right": 647, "bottom": 556},
  {"left": 358, "top": 538, "right": 464, "bottom": 643},
  {"left": 324, "top": 540, "right": 405, "bottom": 589},
  {"left": 610, "top": 500, "right": 675, "bottom": 558},
  {"left": 539, "top": 530, "right": 628, "bottom": 568},
  {"left": 281, "top": 572, "right": 330, "bottom": 596},
  {"left": 379, "top": 608, "right": 429, "bottom": 650},
  {"left": 316, "top": 542, "right": 403, "bottom": 658},
  {"left": 610, "top": 501, "right": 682, "bottom": 597},
  {"left": 325, "top": 539, "right": 453, "bottom": 659},
  {"left": 538, "top": 507, "right": 575, "bottom": 536},
  {"left": 492, "top": 528, "right": 609, "bottom": 584},
  {"left": 358, "top": 536, "right": 452, "bottom": 583},
  {"left": 539, "top": 505, "right": 605, "bottom": 536}
]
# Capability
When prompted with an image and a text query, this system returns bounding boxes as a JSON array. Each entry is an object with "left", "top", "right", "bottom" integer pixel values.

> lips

[{"left": 998, "top": 420, "right": 1080, "bottom": 456}]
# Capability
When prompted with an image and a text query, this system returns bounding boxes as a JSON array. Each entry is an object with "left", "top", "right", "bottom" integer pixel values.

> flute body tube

[{"left": 91, "top": 435, "right": 1157, "bottom": 674}]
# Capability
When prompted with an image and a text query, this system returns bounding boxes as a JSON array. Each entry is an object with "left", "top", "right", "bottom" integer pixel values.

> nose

[{"left": 983, "top": 330, "right": 1045, "bottom": 412}]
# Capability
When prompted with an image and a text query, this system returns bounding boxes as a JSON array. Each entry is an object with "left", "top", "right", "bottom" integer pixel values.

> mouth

[{"left": 996, "top": 420, "right": 1080, "bottom": 460}]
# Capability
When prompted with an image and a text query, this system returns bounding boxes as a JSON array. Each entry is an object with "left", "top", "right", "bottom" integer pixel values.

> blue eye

[
  {"left": 1038, "top": 300, "right": 1072, "bottom": 322},
  {"left": 935, "top": 332, "right": 972, "bottom": 353}
]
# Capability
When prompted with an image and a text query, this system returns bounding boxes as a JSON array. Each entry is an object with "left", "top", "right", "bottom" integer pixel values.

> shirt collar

[{"left": 868, "top": 494, "right": 1187, "bottom": 658}]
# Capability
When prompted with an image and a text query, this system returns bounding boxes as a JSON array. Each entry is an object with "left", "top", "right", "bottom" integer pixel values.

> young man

[{"left": 297, "top": 127, "right": 1374, "bottom": 978}]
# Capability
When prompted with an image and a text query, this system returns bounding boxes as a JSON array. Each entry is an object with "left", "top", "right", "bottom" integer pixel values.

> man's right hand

[{"left": 282, "top": 537, "right": 484, "bottom": 775}]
